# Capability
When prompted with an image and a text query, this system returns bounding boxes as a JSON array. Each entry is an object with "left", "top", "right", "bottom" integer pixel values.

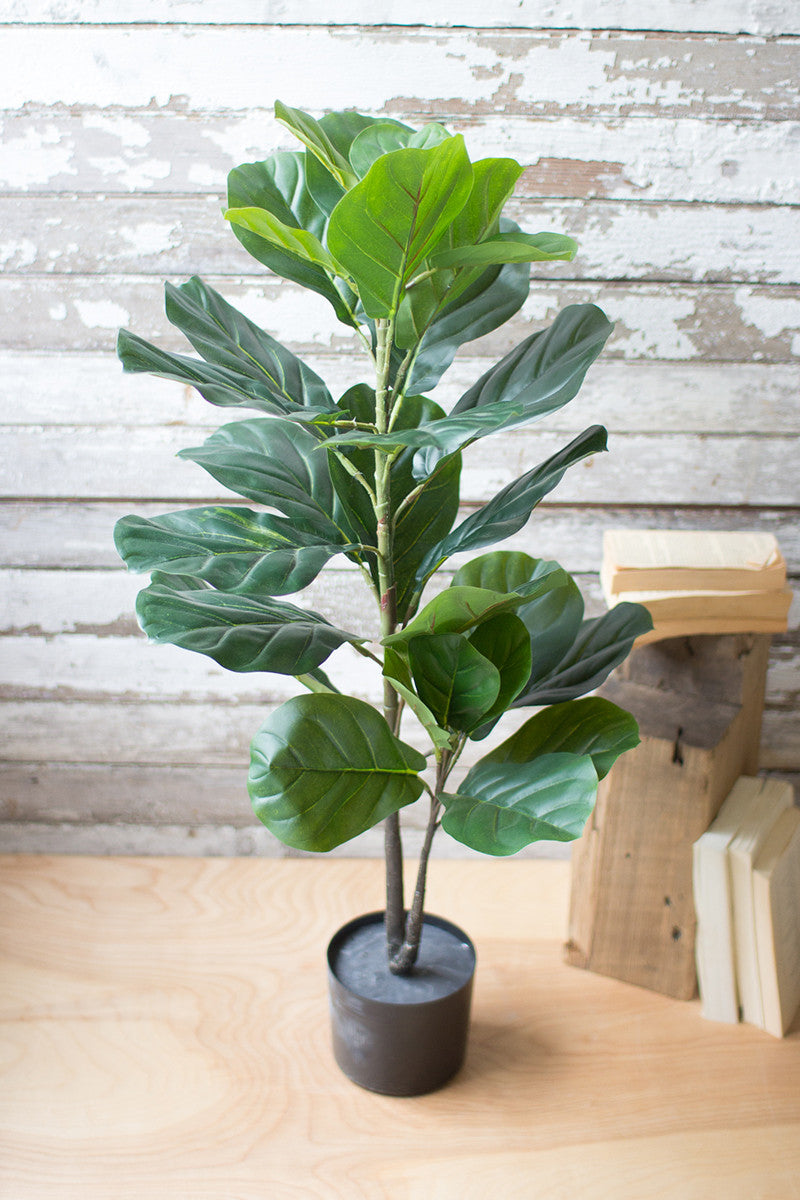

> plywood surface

[{"left": 1, "top": 855, "right": 799, "bottom": 1199}]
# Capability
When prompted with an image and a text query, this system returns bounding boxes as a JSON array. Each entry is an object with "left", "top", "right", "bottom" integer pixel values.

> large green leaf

[
  {"left": 348, "top": 120, "right": 449, "bottom": 178},
  {"left": 224, "top": 206, "right": 337, "bottom": 272},
  {"left": 484, "top": 697, "right": 640, "bottom": 780},
  {"left": 440, "top": 753, "right": 599, "bottom": 855},
  {"left": 383, "top": 584, "right": 535, "bottom": 648},
  {"left": 514, "top": 601, "right": 654, "bottom": 707},
  {"left": 433, "top": 230, "right": 577, "bottom": 270},
  {"left": 452, "top": 551, "right": 587, "bottom": 696},
  {"left": 117, "top": 328, "right": 332, "bottom": 420},
  {"left": 415, "top": 426, "right": 608, "bottom": 579},
  {"left": 465, "top": 613, "right": 532, "bottom": 738},
  {"left": 178, "top": 418, "right": 344, "bottom": 541},
  {"left": 327, "top": 136, "right": 473, "bottom": 317},
  {"left": 137, "top": 573, "right": 361, "bottom": 674},
  {"left": 226, "top": 153, "right": 355, "bottom": 324},
  {"left": 408, "top": 633, "right": 500, "bottom": 733},
  {"left": 114, "top": 506, "right": 345, "bottom": 595},
  {"left": 248, "top": 693, "right": 426, "bottom": 851},
  {"left": 163, "top": 276, "right": 335, "bottom": 414},
  {"left": 450, "top": 550, "right": 549, "bottom": 595}
]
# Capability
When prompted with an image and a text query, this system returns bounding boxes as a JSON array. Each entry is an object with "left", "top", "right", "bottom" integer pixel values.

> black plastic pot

[{"left": 327, "top": 910, "right": 476, "bottom": 1097}]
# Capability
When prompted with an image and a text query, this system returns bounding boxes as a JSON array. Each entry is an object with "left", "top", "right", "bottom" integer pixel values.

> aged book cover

[{"left": 753, "top": 806, "right": 800, "bottom": 1037}]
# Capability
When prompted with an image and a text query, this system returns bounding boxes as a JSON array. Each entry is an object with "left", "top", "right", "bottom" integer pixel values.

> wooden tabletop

[{"left": 1, "top": 854, "right": 798, "bottom": 1200}]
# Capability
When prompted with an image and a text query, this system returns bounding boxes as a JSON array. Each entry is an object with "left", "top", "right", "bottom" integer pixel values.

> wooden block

[{"left": 565, "top": 634, "right": 771, "bottom": 999}]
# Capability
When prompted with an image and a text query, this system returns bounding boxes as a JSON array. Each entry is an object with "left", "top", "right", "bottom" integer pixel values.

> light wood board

[{"left": 1, "top": 854, "right": 798, "bottom": 1199}]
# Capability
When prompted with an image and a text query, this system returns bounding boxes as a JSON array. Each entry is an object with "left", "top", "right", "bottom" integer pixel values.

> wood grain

[
  {"left": 0, "top": 855, "right": 798, "bottom": 1199},
  {"left": 3, "top": 111, "right": 795, "bottom": 203},
  {"left": 2, "top": 1, "right": 798, "bottom": 34},
  {"left": 3, "top": 28, "right": 798, "bottom": 120}
]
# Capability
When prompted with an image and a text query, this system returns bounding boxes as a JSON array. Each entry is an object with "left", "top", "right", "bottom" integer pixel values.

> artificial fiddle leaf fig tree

[{"left": 115, "top": 102, "right": 652, "bottom": 977}]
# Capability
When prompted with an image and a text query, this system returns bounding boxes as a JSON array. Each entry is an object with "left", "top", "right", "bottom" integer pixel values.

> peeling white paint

[
  {"left": 0, "top": 125, "right": 76, "bottom": 189},
  {"left": 85, "top": 155, "right": 172, "bottom": 189},
  {"left": 733, "top": 287, "right": 800, "bottom": 340},
  {"left": 0, "top": 238, "right": 36, "bottom": 268},
  {"left": 73, "top": 299, "right": 131, "bottom": 329},
  {"left": 48, "top": 303, "right": 67, "bottom": 321},
  {"left": 117, "top": 221, "right": 182, "bottom": 257}
]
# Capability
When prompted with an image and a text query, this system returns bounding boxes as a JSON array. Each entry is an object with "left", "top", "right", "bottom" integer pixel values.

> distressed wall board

[{"left": 0, "top": 7, "right": 798, "bottom": 856}]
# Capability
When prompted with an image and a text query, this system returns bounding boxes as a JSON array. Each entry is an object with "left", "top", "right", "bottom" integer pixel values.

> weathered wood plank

[
  {"left": 3, "top": 276, "right": 799, "bottom": 361},
  {"left": 2, "top": 112, "right": 796, "bottom": 204},
  {"left": 4, "top": 196, "right": 798, "bottom": 286},
  {"left": 3, "top": 425, "right": 798, "bottom": 504},
  {"left": 1, "top": 679, "right": 796, "bottom": 764},
  {"left": 1, "top": 604, "right": 797, "bottom": 707},
  {"left": 6, "top": 353, "right": 800, "bottom": 434},
  {"left": 4, "top": 501, "right": 798, "bottom": 573},
  {"left": 3, "top": 28, "right": 798, "bottom": 120},
  {"left": 2, "top": 697, "right": 797, "bottom": 771},
  {"left": 2, "top": 1, "right": 798, "bottom": 35}
]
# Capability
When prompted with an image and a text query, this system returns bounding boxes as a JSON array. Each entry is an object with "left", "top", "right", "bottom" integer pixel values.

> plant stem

[{"left": 372, "top": 317, "right": 407, "bottom": 965}]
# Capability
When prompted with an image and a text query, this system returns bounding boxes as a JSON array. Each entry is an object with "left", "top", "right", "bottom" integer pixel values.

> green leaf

[
  {"left": 383, "top": 585, "right": 531, "bottom": 648},
  {"left": 348, "top": 120, "right": 415, "bottom": 177},
  {"left": 466, "top": 613, "right": 532, "bottom": 738},
  {"left": 114, "top": 506, "right": 345, "bottom": 595},
  {"left": 275, "top": 100, "right": 359, "bottom": 190},
  {"left": 118, "top": 328, "right": 332, "bottom": 420},
  {"left": 163, "top": 277, "right": 335, "bottom": 414},
  {"left": 248, "top": 693, "right": 426, "bottom": 851},
  {"left": 383, "top": 676, "right": 456, "bottom": 755},
  {"left": 137, "top": 574, "right": 363, "bottom": 674},
  {"left": 327, "top": 137, "right": 474, "bottom": 317},
  {"left": 407, "top": 238, "right": 531, "bottom": 394},
  {"left": 451, "top": 550, "right": 548, "bottom": 596},
  {"left": 178, "top": 418, "right": 343, "bottom": 541},
  {"left": 394, "top": 156, "right": 523, "bottom": 348},
  {"left": 415, "top": 426, "right": 608, "bottom": 577},
  {"left": 408, "top": 633, "right": 500, "bottom": 733},
  {"left": 484, "top": 697, "right": 640, "bottom": 780},
  {"left": 514, "top": 601, "right": 654, "bottom": 707},
  {"left": 226, "top": 154, "right": 356, "bottom": 324},
  {"left": 440, "top": 753, "right": 599, "bottom": 855},
  {"left": 432, "top": 230, "right": 578, "bottom": 270},
  {"left": 224, "top": 206, "right": 337, "bottom": 272},
  {"left": 303, "top": 110, "right": 392, "bottom": 216}
]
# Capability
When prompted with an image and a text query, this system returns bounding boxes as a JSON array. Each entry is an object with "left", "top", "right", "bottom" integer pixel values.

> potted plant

[{"left": 114, "top": 101, "right": 652, "bottom": 1096}]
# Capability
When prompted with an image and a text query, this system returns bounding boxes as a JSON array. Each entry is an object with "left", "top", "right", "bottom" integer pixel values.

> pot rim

[{"left": 327, "top": 909, "right": 476, "bottom": 1007}]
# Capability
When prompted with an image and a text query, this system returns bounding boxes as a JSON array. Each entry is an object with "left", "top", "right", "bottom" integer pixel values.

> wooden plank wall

[{"left": 1, "top": 2, "right": 798, "bottom": 857}]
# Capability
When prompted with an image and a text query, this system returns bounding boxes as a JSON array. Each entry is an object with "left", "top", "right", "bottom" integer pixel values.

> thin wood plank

[
  {"left": 3, "top": 425, "right": 798, "bottom": 504},
  {"left": 0, "top": 855, "right": 798, "bottom": 1199},
  {"left": 3, "top": 28, "right": 798, "bottom": 120},
  {"left": 4, "top": 501, "right": 798, "bottom": 571},
  {"left": 1, "top": 1, "right": 798, "bottom": 35},
  {"left": 6, "top": 354, "right": 800, "bottom": 435},
  {"left": 4, "top": 196, "right": 798, "bottom": 286},
  {"left": 2, "top": 112, "right": 796, "bottom": 204},
  {"left": 2, "top": 697, "right": 797, "bottom": 770},
  {"left": 4, "top": 277, "right": 798, "bottom": 363}
]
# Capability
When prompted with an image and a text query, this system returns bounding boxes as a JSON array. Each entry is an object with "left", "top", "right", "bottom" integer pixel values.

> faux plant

[{"left": 114, "top": 102, "right": 652, "bottom": 974}]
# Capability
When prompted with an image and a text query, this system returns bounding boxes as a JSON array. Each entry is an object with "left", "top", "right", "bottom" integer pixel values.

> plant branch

[{"left": 328, "top": 447, "right": 377, "bottom": 506}]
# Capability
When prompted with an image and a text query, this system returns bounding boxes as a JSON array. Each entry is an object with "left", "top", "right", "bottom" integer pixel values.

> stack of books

[
  {"left": 693, "top": 776, "right": 800, "bottom": 1037},
  {"left": 601, "top": 530, "right": 791, "bottom": 645}
]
